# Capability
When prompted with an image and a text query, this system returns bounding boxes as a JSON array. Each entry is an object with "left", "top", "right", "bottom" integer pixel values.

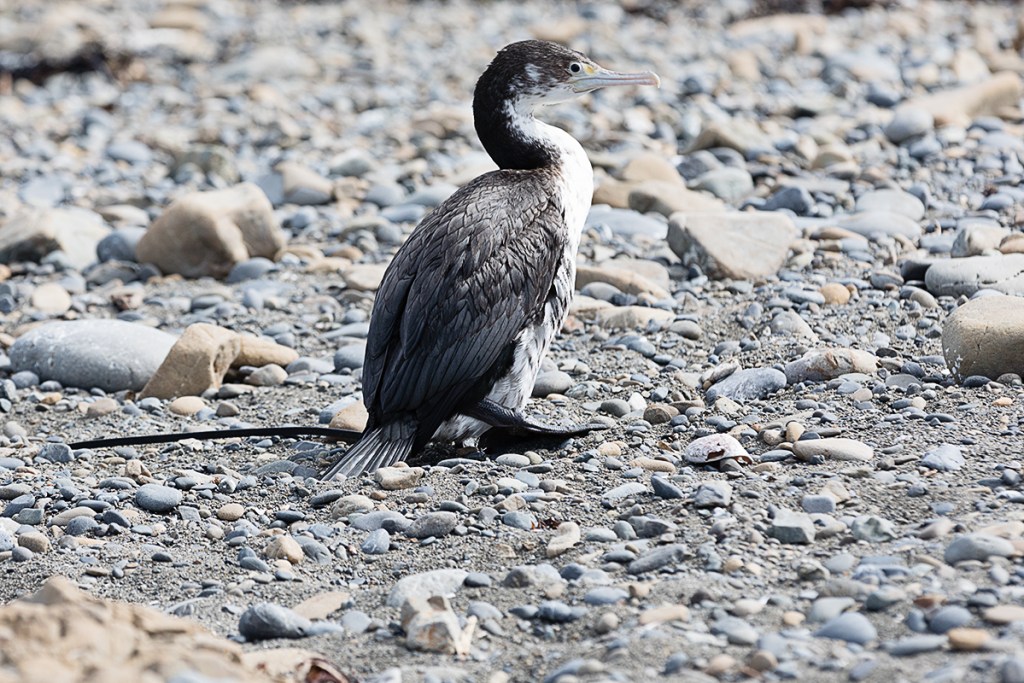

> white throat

[{"left": 503, "top": 101, "right": 594, "bottom": 237}]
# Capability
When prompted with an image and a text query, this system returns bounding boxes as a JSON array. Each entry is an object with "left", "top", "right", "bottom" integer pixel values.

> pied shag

[{"left": 324, "top": 40, "right": 659, "bottom": 478}]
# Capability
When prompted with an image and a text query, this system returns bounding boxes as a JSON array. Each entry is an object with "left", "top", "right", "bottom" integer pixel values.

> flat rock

[
  {"left": 951, "top": 221, "right": 1010, "bottom": 257},
  {"left": 944, "top": 533, "right": 1016, "bottom": 564},
  {"left": 0, "top": 207, "right": 109, "bottom": 270},
  {"left": 386, "top": 569, "right": 468, "bottom": 608},
  {"left": 10, "top": 320, "right": 177, "bottom": 392},
  {"left": 592, "top": 306, "right": 674, "bottom": 329},
  {"left": 706, "top": 368, "right": 786, "bottom": 402},
  {"left": 925, "top": 255, "right": 1024, "bottom": 297},
  {"left": 834, "top": 211, "right": 922, "bottom": 239},
  {"left": 30, "top": 282, "right": 72, "bottom": 315},
  {"left": 768, "top": 509, "right": 816, "bottom": 544},
  {"left": 546, "top": 522, "right": 581, "bottom": 558},
  {"left": 921, "top": 444, "right": 966, "bottom": 472},
  {"left": 855, "top": 189, "right": 925, "bottom": 220},
  {"left": 234, "top": 336, "right": 299, "bottom": 369},
  {"left": 792, "top": 438, "right": 873, "bottom": 462},
  {"left": 141, "top": 323, "right": 240, "bottom": 399},
  {"left": 668, "top": 212, "right": 797, "bottom": 280},
  {"left": 784, "top": 348, "right": 878, "bottom": 383},
  {"left": 905, "top": 71, "right": 1024, "bottom": 126},
  {"left": 626, "top": 180, "right": 725, "bottom": 216},
  {"left": 258, "top": 161, "right": 333, "bottom": 206},
  {"left": 942, "top": 296, "right": 1024, "bottom": 380},
  {"left": 814, "top": 612, "right": 877, "bottom": 645},
  {"left": 575, "top": 264, "right": 670, "bottom": 299},
  {"left": 136, "top": 183, "right": 285, "bottom": 279}
]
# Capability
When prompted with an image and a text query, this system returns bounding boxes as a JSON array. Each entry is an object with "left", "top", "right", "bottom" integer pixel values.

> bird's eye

[{"left": 569, "top": 62, "right": 582, "bottom": 74}]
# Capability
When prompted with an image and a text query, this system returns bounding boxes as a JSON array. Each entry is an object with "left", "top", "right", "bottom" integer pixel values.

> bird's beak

[{"left": 570, "top": 65, "right": 661, "bottom": 93}]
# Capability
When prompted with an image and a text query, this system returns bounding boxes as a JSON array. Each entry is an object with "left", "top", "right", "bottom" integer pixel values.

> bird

[{"left": 323, "top": 40, "right": 659, "bottom": 479}]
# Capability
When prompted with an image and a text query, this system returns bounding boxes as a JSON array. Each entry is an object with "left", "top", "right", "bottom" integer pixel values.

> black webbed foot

[{"left": 467, "top": 399, "right": 607, "bottom": 438}]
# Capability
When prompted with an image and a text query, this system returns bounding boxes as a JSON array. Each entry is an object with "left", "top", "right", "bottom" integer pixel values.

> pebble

[
  {"left": 768, "top": 510, "right": 816, "bottom": 545},
  {"left": 921, "top": 444, "right": 965, "bottom": 472},
  {"left": 945, "top": 533, "right": 1016, "bottom": 564},
  {"left": 238, "top": 603, "right": 312, "bottom": 640},
  {"left": 814, "top": 612, "right": 878, "bottom": 644},
  {"left": 792, "top": 438, "right": 873, "bottom": 462},
  {"left": 135, "top": 484, "right": 182, "bottom": 514},
  {"left": 406, "top": 511, "right": 458, "bottom": 539}
]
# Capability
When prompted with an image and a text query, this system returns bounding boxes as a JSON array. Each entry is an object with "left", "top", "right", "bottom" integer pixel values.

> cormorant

[{"left": 324, "top": 40, "right": 659, "bottom": 478}]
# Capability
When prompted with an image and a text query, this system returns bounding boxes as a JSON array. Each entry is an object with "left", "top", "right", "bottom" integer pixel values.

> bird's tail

[{"left": 322, "top": 419, "right": 416, "bottom": 480}]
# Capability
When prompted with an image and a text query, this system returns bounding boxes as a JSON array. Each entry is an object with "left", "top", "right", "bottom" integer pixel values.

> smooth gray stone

[
  {"left": 361, "top": 528, "right": 390, "bottom": 555},
  {"left": 706, "top": 367, "right": 786, "bottom": 402},
  {"left": 627, "top": 543, "right": 687, "bottom": 574},
  {"left": 928, "top": 605, "right": 972, "bottom": 633},
  {"left": 885, "top": 634, "right": 947, "bottom": 656},
  {"left": 350, "top": 510, "right": 410, "bottom": 533},
  {"left": 925, "top": 255, "right": 1024, "bottom": 297},
  {"left": 532, "top": 370, "right": 573, "bottom": 397},
  {"left": 405, "top": 511, "right": 458, "bottom": 539},
  {"left": 855, "top": 189, "right": 925, "bottom": 220},
  {"left": 586, "top": 207, "right": 667, "bottom": 239},
  {"left": 238, "top": 602, "right": 312, "bottom": 640},
  {"left": 945, "top": 533, "right": 1015, "bottom": 564},
  {"left": 814, "top": 612, "right": 877, "bottom": 644},
  {"left": 96, "top": 227, "right": 146, "bottom": 262},
  {"left": 10, "top": 320, "right": 176, "bottom": 392},
  {"left": 333, "top": 343, "right": 366, "bottom": 371},
  {"left": 711, "top": 616, "right": 759, "bottom": 645},
  {"left": 921, "top": 444, "right": 965, "bottom": 472},
  {"left": 583, "top": 587, "right": 628, "bottom": 605},
  {"left": 884, "top": 107, "right": 934, "bottom": 143},
  {"left": 135, "top": 484, "right": 182, "bottom": 513}
]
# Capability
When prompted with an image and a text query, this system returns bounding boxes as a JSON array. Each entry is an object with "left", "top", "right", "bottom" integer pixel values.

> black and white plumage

[{"left": 324, "top": 41, "right": 658, "bottom": 479}]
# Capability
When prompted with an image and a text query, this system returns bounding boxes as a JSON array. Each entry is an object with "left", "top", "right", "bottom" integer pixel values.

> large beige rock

[
  {"left": 942, "top": 296, "right": 1024, "bottom": 381},
  {"left": 575, "top": 264, "right": 669, "bottom": 299},
  {"left": 141, "top": 323, "right": 241, "bottom": 399},
  {"left": 0, "top": 207, "right": 109, "bottom": 270},
  {"left": 905, "top": 72, "right": 1024, "bottom": 126},
  {"left": 136, "top": 183, "right": 285, "bottom": 279},
  {"left": 234, "top": 335, "right": 299, "bottom": 369},
  {"left": 668, "top": 212, "right": 798, "bottom": 280},
  {"left": 0, "top": 576, "right": 301, "bottom": 683},
  {"left": 329, "top": 401, "right": 369, "bottom": 432},
  {"left": 627, "top": 181, "right": 726, "bottom": 217},
  {"left": 592, "top": 306, "right": 675, "bottom": 329}
]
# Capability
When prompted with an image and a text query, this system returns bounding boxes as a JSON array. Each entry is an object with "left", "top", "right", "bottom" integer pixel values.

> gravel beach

[{"left": 1, "top": 1, "right": 1024, "bottom": 682}]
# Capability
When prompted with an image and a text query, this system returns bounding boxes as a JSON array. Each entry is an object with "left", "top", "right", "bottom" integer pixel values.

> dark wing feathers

[{"left": 361, "top": 170, "right": 565, "bottom": 436}]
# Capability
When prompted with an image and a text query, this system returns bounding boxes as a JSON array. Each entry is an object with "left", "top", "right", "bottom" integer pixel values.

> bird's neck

[{"left": 475, "top": 97, "right": 588, "bottom": 174}]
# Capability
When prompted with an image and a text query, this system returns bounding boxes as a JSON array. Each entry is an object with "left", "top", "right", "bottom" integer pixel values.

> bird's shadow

[{"left": 405, "top": 429, "right": 583, "bottom": 468}]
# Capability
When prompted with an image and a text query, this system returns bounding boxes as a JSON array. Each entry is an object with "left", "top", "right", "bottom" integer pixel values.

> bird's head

[{"left": 476, "top": 40, "right": 660, "bottom": 112}]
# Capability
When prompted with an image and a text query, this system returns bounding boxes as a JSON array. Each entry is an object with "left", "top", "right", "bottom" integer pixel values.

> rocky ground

[{"left": 1, "top": 0, "right": 1024, "bottom": 682}]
